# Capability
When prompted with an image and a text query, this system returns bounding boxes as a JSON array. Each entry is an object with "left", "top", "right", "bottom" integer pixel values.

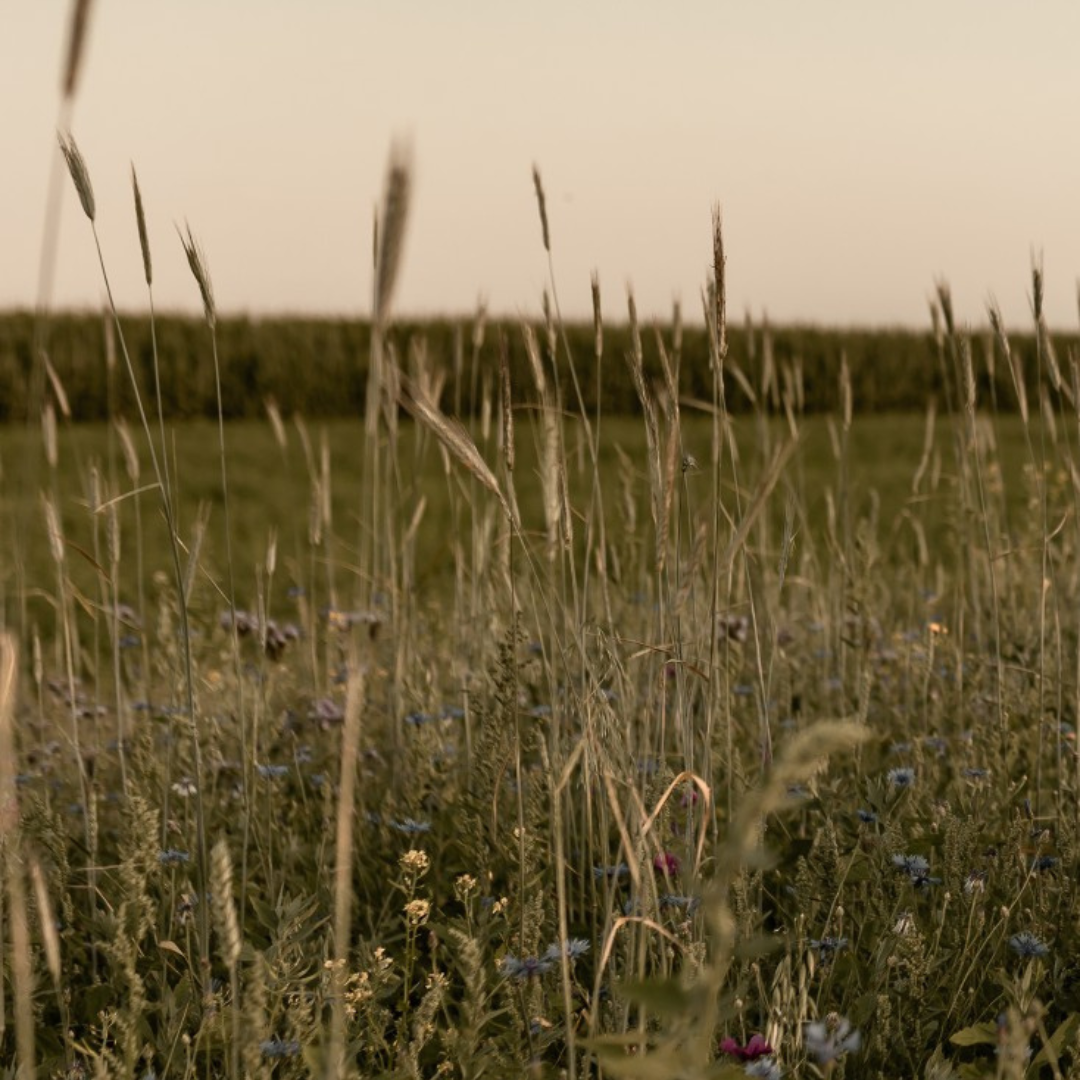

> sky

[{"left": 5, "top": 1, "right": 1080, "bottom": 328}]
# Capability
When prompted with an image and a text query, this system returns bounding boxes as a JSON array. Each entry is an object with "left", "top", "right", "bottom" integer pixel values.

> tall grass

[{"left": 7, "top": 34, "right": 1080, "bottom": 1077}]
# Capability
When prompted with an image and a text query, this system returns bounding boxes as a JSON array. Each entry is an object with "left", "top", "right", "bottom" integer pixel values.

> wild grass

[{"left": 5, "top": 114, "right": 1080, "bottom": 1080}]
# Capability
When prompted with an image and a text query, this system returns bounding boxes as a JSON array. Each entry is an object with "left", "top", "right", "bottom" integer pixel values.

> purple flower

[{"left": 720, "top": 1034, "right": 774, "bottom": 1061}]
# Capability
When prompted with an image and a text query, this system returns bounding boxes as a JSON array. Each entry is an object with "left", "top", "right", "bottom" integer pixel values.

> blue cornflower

[
  {"left": 404, "top": 711, "right": 435, "bottom": 726},
  {"left": 439, "top": 705, "right": 466, "bottom": 720},
  {"left": 1031, "top": 855, "right": 1058, "bottom": 872},
  {"left": 593, "top": 863, "right": 630, "bottom": 881},
  {"left": 963, "top": 767, "right": 990, "bottom": 781},
  {"left": 809, "top": 936, "right": 848, "bottom": 962},
  {"left": 257, "top": 763, "right": 289, "bottom": 779},
  {"left": 260, "top": 1038, "right": 301, "bottom": 1058},
  {"left": 805, "top": 1014, "right": 861, "bottom": 1065},
  {"left": 158, "top": 849, "right": 190, "bottom": 866},
  {"left": 745, "top": 1059, "right": 782, "bottom": 1080},
  {"left": 499, "top": 954, "right": 553, "bottom": 980},
  {"left": 888, "top": 767, "right": 916, "bottom": 789},
  {"left": 543, "top": 938, "right": 590, "bottom": 962},
  {"left": 659, "top": 895, "right": 701, "bottom": 914},
  {"left": 391, "top": 817, "right": 432, "bottom": 834},
  {"left": 856, "top": 808, "right": 878, "bottom": 824},
  {"left": 892, "top": 853, "right": 941, "bottom": 887},
  {"left": 1009, "top": 932, "right": 1049, "bottom": 959}
]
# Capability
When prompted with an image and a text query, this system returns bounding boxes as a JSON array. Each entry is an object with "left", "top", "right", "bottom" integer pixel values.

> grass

[{"left": 4, "top": 118, "right": 1080, "bottom": 1080}]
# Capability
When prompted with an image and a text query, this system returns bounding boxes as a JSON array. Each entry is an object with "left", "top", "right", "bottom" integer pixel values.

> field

[{"left": 4, "top": 127, "right": 1080, "bottom": 1080}]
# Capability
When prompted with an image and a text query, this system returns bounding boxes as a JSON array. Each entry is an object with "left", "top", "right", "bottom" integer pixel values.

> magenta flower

[
  {"left": 720, "top": 1034, "right": 774, "bottom": 1061},
  {"left": 653, "top": 851, "right": 680, "bottom": 876}
]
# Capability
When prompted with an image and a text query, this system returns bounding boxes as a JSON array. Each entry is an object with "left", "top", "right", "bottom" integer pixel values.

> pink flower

[
  {"left": 719, "top": 1034, "right": 774, "bottom": 1061},
  {"left": 653, "top": 851, "right": 680, "bottom": 876}
]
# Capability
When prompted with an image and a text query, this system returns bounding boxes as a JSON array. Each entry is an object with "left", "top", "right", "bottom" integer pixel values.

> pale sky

[{"left": 6, "top": 2, "right": 1080, "bottom": 328}]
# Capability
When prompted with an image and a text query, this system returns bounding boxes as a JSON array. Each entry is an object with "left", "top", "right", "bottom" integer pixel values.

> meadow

[{"left": 4, "top": 135, "right": 1080, "bottom": 1080}]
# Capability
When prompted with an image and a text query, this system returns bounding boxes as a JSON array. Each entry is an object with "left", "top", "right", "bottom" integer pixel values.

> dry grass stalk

[
  {"left": 42, "top": 351, "right": 71, "bottom": 419},
  {"left": 591, "top": 273, "right": 603, "bottom": 363},
  {"left": 523, "top": 324, "right": 563, "bottom": 556},
  {"left": 712, "top": 205, "right": 727, "bottom": 360},
  {"left": 397, "top": 372, "right": 516, "bottom": 527},
  {"left": 42, "top": 402, "right": 58, "bottom": 470},
  {"left": 211, "top": 838, "right": 241, "bottom": 968},
  {"left": 179, "top": 224, "right": 215, "bottom": 328},
  {"left": 532, "top": 165, "right": 551, "bottom": 253},
  {"left": 500, "top": 334, "right": 514, "bottom": 474},
  {"left": 989, "top": 302, "right": 1028, "bottom": 424},
  {"left": 58, "top": 133, "right": 95, "bottom": 222},
  {"left": 374, "top": 143, "right": 412, "bottom": 327},
  {"left": 28, "top": 854, "right": 62, "bottom": 989},
  {"left": 264, "top": 397, "right": 288, "bottom": 451},
  {"left": 0, "top": 633, "right": 35, "bottom": 1076},
  {"left": 61, "top": 0, "right": 95, "bottom": 98},
  {"left": 131, "top": 166, "right": 152, "bottom": 286}
]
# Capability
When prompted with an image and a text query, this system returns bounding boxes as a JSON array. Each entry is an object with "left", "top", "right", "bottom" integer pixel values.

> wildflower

[
  {"left": 260, "top": 1038, "right": 301, "bottom": 1059},
  {"left": 158, "top": 849, "right": 190, "bottom": 866},
  {"left": 892, "top": 853, "right": 941, "bottom": 887},
  {"left": 390, "top": 817, "right": 432, "bottom": 834},
  {"left": 887, "top": 767, "right": 916, "bottom": 789},
  {"left": 659, "top": 894, "right": 701, "bottom": 914},
  {"left": 403, "top": 899, "right": 430, "bottom": 926},
  {"left": 893, "top": 911, "right": 915, "bottom": 935},
  {"left": 923, "top": 735, "right": 948, "bottom": 755},
  {"left": 404, "top": 711, "right": 434, "bottom": 726},
  {"left": 1008, "top": 932, "right": 1049, "bottom": 959},
  {"left": 1030, "top": 855, "right": 1058, "bottom": 872},
  {"left": 454, "top": 874, "right": 478, "bottom": 902},
  {"left": 499, "top": 954, "right": 553, "bottom": 981},
  {"left": 543, "top": 938, "right": 590, "bottom": 962},
  {"left": 856, "top": 808, "right": 878, "bottom": 824},
  {"left": 745, "top": 1059, "right": 782, "bottom": 1080},
  {"left": 309, "top": 697, "right": 344, "bottom": 725},
  {"left": 172, "top": 778, "right": 197, "bottom": 798},
  {"left": 809, "top": 936, "right": 848, "bottom": 963},
  {"left": 963, "top": 871, "right": 987, "bottom": 896},
  {"left": 720, "top": 1033, "right": 774, "bottom": 1061},
  {"left": 653, "top": 851, "right": 680, "bottom": 877},
  {"left": 594, "top": 862, "right": 630, "bottom": 881},
  {"left": 400, "top": 849, "right": 430, "bottom": 875},
  {"left": 256, "top": 763, "right": 289, "bottom": 779},
  {"left": 963, "top": 767, "right": 990, "bottom": 781},
  {"left": 804, "top": 1013, "right": 861, "bottom": 1065}
]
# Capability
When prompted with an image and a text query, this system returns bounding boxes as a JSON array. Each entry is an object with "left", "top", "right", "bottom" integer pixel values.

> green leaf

[
  {"left": 615, "top": 977, "right": 701, "bottom": 1017},
  {"left": 1030, "top": 1011, "right": 1080, "bottom": 1070},
  {"left": 949, "top": 1022, "right": 997, "bottom": 1047}
]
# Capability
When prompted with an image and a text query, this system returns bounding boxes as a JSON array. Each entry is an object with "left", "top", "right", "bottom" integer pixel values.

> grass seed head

[{"left": 58, "top": 132, "right": 95, "bottom": 222}]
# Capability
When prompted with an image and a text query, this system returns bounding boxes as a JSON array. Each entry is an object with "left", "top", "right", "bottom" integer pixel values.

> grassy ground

[{"left": 4, "top": 381, "right": 1080, "bottom": 1078}]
